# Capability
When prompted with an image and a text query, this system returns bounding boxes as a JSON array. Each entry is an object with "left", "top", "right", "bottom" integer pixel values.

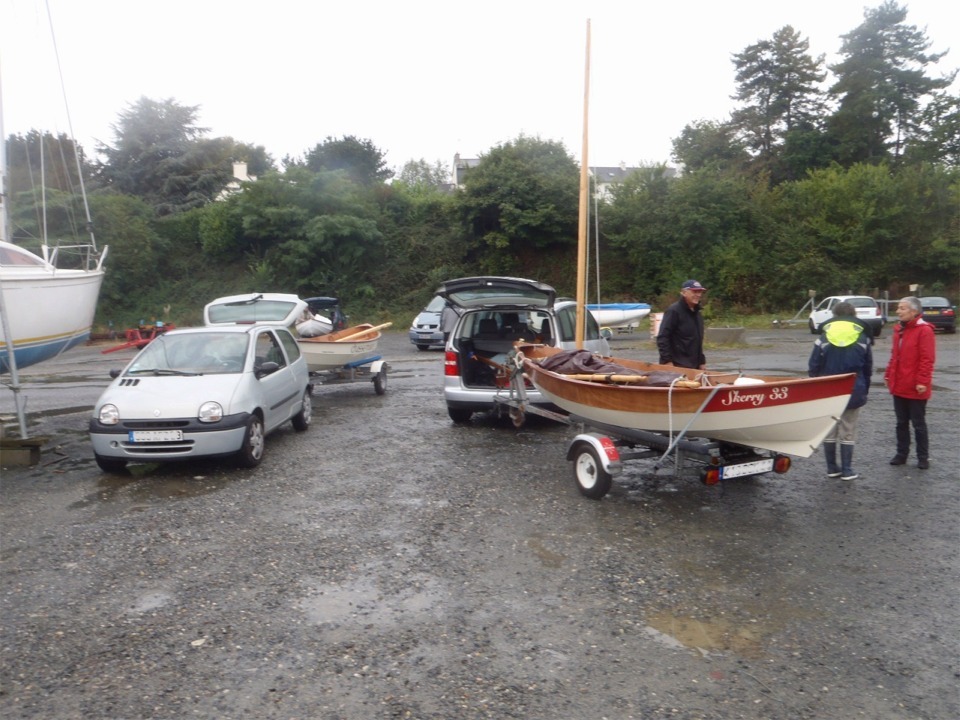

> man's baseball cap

[{"left": 682, "top": 279, "right": 707, "bottom": 290}]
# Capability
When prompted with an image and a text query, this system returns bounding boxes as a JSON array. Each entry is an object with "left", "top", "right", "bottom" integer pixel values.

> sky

[{"left": 2, "top": 0, "right": 958, "bottom": 174}]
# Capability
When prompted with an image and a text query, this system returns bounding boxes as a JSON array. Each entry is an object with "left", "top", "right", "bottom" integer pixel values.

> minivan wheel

[
  {"left": 809, "top": 319, "right": 818, "bottom": 334},
  {"left": 447, "top": 407, "right": 473, "bottom": 423}
]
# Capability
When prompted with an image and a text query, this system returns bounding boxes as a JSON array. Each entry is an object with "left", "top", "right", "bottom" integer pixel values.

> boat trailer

[
  {"left": 309, "top": 355, "right": 389, "bottom": 396},
  {"left": 494, "top": 352, "right": 792, "bottom": 500}
]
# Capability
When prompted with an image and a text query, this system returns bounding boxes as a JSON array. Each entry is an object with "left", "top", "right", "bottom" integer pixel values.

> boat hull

[
  {"left": 298, "top": 324, "right": 381, "bottom": 371},
  {"left": 587, "top": 303, "right": 651, "bottom": 328},
  {"left": 0, "top": 265, "right": 105, "bottom": 373},
  {"left": 520, "top": 346, "right": 855, "bottom": 457}
]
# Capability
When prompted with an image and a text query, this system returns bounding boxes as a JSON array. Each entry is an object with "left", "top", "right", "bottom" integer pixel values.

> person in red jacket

[{"left": 884, "top": 296, "right": 936, "bottom": 469}]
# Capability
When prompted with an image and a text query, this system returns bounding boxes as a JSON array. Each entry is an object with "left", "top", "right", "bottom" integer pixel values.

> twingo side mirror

[
  {"left": 600, "top": 326, "right": 613, "bottom": 340},
  {"left": 256, "top": 361, "right": 280, "bottom": 378},
  {"left": 109, "top": 369, "right": 122, "bottom": 379}
]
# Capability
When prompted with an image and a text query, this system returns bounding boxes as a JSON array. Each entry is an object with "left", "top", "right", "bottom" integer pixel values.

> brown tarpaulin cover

[{"left": 534, "top": 350, "right": 686, "bottom": 387}]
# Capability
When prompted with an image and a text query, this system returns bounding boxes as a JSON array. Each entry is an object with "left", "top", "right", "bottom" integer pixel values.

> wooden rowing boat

[
  {"left": 518, "top": 344, "right": 855, "bottom": 457},
  {"left": 297, "top": 322, "right": 390, "bottom": 371}
]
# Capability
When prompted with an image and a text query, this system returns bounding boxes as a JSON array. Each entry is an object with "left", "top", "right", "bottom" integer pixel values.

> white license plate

[
  {"left": 720, "top": 458, "right": 774, "bottom": 479},
  {"left": 129, "top": 430, "right": 183, "bottom": 443}
]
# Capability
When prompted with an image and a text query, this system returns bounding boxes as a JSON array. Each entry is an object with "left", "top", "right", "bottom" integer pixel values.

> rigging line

[
  {"left": 44, "top": 0, "right": 96, "bottom": 252},
  {"left": 593, "top": 171, "right": 601, "bottom": 305}
]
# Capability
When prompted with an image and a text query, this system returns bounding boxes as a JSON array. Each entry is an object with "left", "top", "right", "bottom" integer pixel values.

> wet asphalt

[{"left": 1, "top": 326, "right": 958, "bottom": 719}]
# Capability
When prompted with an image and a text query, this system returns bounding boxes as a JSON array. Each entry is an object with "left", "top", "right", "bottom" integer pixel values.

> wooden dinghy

[
  {"left": 517, "top": 344, "right": 855, "bottom": 458},
  {"left": 298, "top": 322, "right": 391, "bottom": 372}
]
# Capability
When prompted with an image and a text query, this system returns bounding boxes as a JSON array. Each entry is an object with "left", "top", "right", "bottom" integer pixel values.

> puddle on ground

[
  {"left": 645, "top": 610, "right": 768, "bottom": 657},
  {"left": 67, "top": 468, "right": 232, "bottom": 511},
  {"left": 526, "top": 535, "right": 566, "bottom": 568}
]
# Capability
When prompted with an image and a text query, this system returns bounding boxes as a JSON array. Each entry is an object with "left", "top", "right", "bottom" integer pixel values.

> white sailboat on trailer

[{"left": 0, "top": 12, "right": 108, "bottom": 438}]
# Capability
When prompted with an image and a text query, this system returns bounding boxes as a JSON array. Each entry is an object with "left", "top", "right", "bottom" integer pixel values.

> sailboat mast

[{"left": 575, "top": 19, "right": 591, "bottom": 349}]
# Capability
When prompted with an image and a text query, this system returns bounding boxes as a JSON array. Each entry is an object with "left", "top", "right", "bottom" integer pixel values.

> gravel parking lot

[{"left": 2, "top": 327, "right": 958, "bottom": 719}]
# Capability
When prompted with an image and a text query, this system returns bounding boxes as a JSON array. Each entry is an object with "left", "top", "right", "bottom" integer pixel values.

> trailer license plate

[
  {"left": 129, "top": 430, "right": 183, "bottom": 443},
  {"left": 721, "top": 458, "right": 774, "bottom": 479}
]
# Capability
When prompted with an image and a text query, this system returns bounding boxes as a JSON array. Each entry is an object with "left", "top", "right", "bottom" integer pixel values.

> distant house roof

[
  {"left": 590, "top": 163, "right": 678, "bottom": 199},
  {"left": 453, "top": 153, "right": 481, "bottom": 187}
]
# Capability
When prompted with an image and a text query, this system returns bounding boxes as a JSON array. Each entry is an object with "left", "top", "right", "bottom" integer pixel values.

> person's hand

[{"left": 916, "top": 384, "right": 927, "bottom": 394}]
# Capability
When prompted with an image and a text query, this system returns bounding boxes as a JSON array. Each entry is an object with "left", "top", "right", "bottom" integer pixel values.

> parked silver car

[
  {"left": 439, "top": 276, "right": 610, "bottom": 423},
  {"left": 408, "top": 295, "right": 449, "bottom": 351},
  {"left": 89, "top": 295, "right": 313, "bottom": 473}
]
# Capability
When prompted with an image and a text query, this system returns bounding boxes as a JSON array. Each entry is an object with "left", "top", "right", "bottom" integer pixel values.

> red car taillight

[{"left": 444, "top": 350, "right": 461, "bottom": 377}]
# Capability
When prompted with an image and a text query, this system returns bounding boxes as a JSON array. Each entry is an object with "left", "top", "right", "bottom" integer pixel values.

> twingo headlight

[
  {"left": 98, "top": 404, "right": 120, "bottom": 425},
  {"left": 198, "top": 401, "right": 224, "bottom": 423}
]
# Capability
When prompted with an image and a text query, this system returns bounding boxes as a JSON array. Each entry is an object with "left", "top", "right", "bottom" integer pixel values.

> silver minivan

[{"left": 439, "top": 276, "right": 610, "bottom": 423}]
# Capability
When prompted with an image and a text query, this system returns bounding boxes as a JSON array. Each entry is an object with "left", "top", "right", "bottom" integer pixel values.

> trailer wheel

[
  {"left": 373, "top": 367, "right": 387, "bottom": 395},
  {"left": 571, "top": 442, "right": 612, "bottom": 500}
]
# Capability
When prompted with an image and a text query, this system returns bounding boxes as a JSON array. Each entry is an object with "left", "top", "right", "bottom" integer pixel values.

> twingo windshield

[{"left": 127, "top": 333, "right": 248, "bottom": 375}]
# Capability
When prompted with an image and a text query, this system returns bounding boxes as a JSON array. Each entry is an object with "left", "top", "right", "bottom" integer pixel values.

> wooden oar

[
  {"left": 565, "top": 373, "right": 700, "bottom": 388},
  {"left": 334, "top": 322, "right": 393, "bottom": 342}
]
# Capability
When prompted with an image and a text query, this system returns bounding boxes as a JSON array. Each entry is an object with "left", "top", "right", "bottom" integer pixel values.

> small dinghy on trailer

[{"left": 298, "top": 322, "right": 392, "bottom": 395}]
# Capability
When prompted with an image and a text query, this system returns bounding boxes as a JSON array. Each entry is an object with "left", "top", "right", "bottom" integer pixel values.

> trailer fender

[{"left": 566, "top": 433, "right": 622, "bottom": 476}]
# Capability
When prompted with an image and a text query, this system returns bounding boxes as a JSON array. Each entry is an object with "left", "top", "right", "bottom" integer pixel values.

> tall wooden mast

[{"left": 575, "top": 19, "right": 591, "bottom": 349}]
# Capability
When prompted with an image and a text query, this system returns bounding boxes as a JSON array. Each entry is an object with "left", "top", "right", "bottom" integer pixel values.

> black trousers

[{"left": 892, "top": 395, "right": 929, "bottom": 460}]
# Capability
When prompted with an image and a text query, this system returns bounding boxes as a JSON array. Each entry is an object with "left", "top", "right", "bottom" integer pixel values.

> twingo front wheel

[
  {"left": 291, "top": 388, "right": 312, "bottom": 431},
  {"left": 571, "top": 442, "right": 612, "bottom": 500},
  {"left": 236, "top": 414, "right": 265, "bottom": 468},
  {"left": 95, "top": 454, "right": 127, "bottom": 474}
]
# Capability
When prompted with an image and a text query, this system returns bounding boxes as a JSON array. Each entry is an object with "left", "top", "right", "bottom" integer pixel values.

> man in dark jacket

[
  {"left": 657, "top": 279, "right": 707, "bottom": 370},
  {"left": 808, "top": 301, "right": 873, "bottom": 480}
]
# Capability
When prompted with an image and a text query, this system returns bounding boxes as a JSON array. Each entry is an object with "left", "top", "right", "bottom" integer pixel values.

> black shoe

[
  {"left": 918, "top": 459, "right": 929, "bottom": 470},
  {"left": 889, "top": 455, "right": 907, "bottom": 465}
]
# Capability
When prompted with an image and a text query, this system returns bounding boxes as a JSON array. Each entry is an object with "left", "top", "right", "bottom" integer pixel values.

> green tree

[
  {"left": 303, "top": 135, "right": 393, "bottom": 186},
  {"left": 904, "top": 92, "right": 960, "bottom": 167},
  {"left": 88, "top": 193, "right": 170, "bottom": 320},
  {"left": 826, "top": 1, "right": 953, "bottom": 165},
  {"left": 671, "top": 120, "right": 750, "bottom": 173},
  {"left": 396, "top": 158, "right": 451, "bottom": 189},
  {"left": 456, "top": 135, "right": 579, "bottom": 273},
  {"left": 730, "top": 26, "right": 826, "bottom": 181},
  {"left": 96, "top": 97, "right": 207, "bottom": 206}
]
